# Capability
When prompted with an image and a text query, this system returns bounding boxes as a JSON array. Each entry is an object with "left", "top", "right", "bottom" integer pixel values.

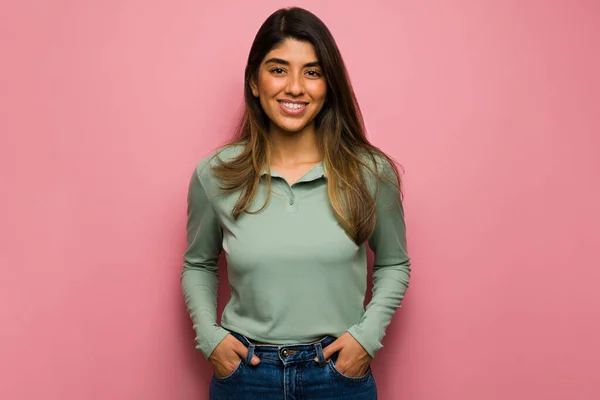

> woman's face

[{"left": 250, "top": 38, "right": 327, "bottom": 136}]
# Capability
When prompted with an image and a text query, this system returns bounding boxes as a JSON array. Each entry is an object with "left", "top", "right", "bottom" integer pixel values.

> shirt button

[{"left": 289, "top": 198, "right": 295, "bottom": 205}]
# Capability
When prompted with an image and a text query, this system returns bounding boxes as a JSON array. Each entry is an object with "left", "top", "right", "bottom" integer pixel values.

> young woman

[{"left": 181, "top": 6, "right": 411, "bottom": 400}]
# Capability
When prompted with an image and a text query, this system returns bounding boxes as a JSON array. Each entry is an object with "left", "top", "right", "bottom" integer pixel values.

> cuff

[
  {"left": 196, "top": 325, "right": 230, "bottom": 359},
  {"left": 346, "top": 324, "right": 383, "bottom": 359}
]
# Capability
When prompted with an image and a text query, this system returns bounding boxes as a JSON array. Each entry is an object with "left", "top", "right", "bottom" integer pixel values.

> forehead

[{"left": 263, "top": 38, "right": 319, "bottom": 63}]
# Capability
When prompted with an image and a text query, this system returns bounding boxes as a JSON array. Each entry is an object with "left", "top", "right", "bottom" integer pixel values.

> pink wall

[{"left": 1, "top": 1, "right": 599, "bottom": 399}]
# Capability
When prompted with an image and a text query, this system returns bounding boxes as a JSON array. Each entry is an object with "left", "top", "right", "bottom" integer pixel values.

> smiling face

[{"left": 250, "top": 38, "right": 328, "bottom": 137}]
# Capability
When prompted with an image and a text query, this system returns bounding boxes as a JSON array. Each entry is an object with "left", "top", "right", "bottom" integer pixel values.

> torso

[{"left": 196, "top": 145, "right": 374, "bottom": 346}]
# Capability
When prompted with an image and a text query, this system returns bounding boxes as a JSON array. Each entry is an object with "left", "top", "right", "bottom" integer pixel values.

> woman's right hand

[{"left": 209, "top": 334, "right": 261, "bottom": 377}]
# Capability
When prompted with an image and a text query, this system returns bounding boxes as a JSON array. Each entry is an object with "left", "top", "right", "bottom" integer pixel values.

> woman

[{"left": 181, "top": 6, "right": 411, "bottom": 400}]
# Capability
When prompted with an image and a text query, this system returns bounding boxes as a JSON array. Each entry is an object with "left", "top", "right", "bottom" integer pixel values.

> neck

[{"left": 268, "top": 124, "right": 322, "bottom": 165}]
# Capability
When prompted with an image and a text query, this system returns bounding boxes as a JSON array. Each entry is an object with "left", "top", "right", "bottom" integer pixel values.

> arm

[
  {"left": 346, "top": 160, "right": 412, "bottom": 358},
  {"left": 180, "top": 161, "right": 229, "bottom": 359}
]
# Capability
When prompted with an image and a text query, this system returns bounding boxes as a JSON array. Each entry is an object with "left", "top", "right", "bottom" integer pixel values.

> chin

[
  {"left": 282, "top": 125, "right": 305, "bottom": 133},
  {"left": 273, "top": 121, "right": 307, "bottom": 133}
]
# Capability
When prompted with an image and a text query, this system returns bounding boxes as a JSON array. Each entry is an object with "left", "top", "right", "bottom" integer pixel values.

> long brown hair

[{"left": 212, "top": 6, "right": 403, "bottom": 245}]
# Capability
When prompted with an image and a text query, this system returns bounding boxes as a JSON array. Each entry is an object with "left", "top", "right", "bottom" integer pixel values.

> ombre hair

[{"left": 212, "top": 6, "right": 403, "bottom": 245}]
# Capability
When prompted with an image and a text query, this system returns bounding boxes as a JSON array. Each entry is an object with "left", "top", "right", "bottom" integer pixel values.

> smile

[{"left": 278, "top": 101, "right": 308, "bottom": 115}]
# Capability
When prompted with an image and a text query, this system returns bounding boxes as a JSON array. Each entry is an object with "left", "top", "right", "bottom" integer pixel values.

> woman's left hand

[{"left": 314, "top": 332, "right": 373, "bottom": 377}]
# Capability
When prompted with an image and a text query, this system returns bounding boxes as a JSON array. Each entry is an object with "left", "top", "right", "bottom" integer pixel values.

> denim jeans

[{"left": 209, "top": 330, "right": 377, "bottom": 400}]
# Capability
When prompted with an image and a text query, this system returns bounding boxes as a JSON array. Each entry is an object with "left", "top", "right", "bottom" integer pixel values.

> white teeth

[{"left": 281, "top": 102, "right": 306, "bottom": 110}]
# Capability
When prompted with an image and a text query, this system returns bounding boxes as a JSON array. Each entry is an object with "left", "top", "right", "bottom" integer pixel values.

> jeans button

[{"left": 280, "top": 348, "right": 289, "bottom": 358}]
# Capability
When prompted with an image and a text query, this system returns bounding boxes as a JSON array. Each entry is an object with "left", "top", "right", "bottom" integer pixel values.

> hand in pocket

[{"left": 209, "top": 334, "right": 260, "bottom": 377}]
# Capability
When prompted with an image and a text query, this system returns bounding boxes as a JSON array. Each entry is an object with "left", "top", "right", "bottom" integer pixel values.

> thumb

[
  {"left": 250, "top": 354, "right": 261, "bottom": 365},
  {"left": 314, "top": 339, "right": 342, "bottom": 362}
]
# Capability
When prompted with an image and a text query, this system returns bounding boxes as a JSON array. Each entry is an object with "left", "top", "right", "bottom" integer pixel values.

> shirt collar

[{"left": 260, "top": 161, "right": 327, "bottom": 183}]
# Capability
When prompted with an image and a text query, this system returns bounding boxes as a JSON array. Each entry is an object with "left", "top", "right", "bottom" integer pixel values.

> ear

[{"left": 249, "top": 75, "right": 259, "bottom": 98}]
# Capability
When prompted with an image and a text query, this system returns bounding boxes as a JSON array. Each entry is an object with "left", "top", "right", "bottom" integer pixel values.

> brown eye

[
  {"left": 306, "top": 70, "right": 322, "bottom": 78},
  {"left": 270, "top": 68, "right": 285, "bottom": 75}
]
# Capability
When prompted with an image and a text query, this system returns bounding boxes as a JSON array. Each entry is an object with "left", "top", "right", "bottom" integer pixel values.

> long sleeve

[
  {"left": 346, "top": 160, "right": 411, "bottom": 358},
  {"left": 180, "top": 162, "right": 229, "bottom": 359}
]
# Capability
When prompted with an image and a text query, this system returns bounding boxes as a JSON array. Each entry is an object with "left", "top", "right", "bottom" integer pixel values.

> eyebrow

[{"left": 264, "top": 57, "right": 321, "bottom": 68}]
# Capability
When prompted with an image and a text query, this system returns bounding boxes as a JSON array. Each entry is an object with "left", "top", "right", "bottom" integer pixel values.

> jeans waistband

[{"left": 226, "top": 330, "right": 337, "bottom": 366}]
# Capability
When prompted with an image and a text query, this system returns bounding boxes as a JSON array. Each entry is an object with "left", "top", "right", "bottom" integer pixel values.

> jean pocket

[
  {"left": 213, "top": 359, "right": 244, "bottom": 383},
  {"left": 327, "top": 358, "right": 372, "bottom": 383}
]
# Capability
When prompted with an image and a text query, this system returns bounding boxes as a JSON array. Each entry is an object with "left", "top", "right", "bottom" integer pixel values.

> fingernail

[
  {"left": 253, "top": 356, "right": 260, "bottom": 364},
  {"left": 313, "top": 357, "right": 318, "bottom": 362}
]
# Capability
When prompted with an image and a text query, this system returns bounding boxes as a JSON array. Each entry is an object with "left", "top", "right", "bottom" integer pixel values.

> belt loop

[
  {"left": 314, "top": 342, "right": 327, "bottom": 367},
  {"left": 240, "top": 333, "right": 252, "bottom": 347},
  {"left": 245, "top": 343, "right": 256, "bottom": 365}
]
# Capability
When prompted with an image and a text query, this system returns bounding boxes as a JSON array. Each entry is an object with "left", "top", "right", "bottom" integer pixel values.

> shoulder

[
  {"left": 357, "top": 149, "right": 402, "bottom": 202},
  {"left": 188, "top": 142, "right": 246, "bottom": 201},
  {"left": 357, "top": 146, "right": 395, "bottom": 170},
  {"left": 194, "top": 142, "right": 246, "bottom": 180},
  {"left": 358, "top": 149, "right": 398, "bottom": 182}
]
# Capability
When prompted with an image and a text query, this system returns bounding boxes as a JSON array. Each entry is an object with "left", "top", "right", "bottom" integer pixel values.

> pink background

[{"left": 1, "top": 1, "right": 599, "bottom": 399}]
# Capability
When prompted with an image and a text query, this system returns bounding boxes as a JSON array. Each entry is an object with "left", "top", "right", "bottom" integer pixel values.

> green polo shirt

[{"left": 181, "top": 144, "right": 411, "bottom": 359}]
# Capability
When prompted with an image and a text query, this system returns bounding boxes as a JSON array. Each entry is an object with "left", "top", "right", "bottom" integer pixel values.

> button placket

[{"left": 284, "top": 184, "right": 298, "bottom": 213}]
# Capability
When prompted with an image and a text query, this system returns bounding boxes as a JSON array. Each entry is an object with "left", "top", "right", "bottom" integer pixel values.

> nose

[{"left": 285, "top": 73, "right": 304, "bottom": 96}]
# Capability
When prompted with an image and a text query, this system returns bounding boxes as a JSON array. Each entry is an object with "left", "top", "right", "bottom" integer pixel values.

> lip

[
  {"left": 278, "top": 100, "right": 308, "bottom": 115},
  {"left": 277, "top": 99, "right": 309, "bottom": 104}
]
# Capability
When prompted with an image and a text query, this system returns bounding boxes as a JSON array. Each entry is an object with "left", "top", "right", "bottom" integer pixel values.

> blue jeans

[{"left": 209, "top": 330, "right": 377, "bottom": 400}]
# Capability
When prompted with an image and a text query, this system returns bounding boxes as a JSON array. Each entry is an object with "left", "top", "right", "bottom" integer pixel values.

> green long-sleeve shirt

[{"left": 181, "top": 144, "right": 411, "bottom": 359}]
